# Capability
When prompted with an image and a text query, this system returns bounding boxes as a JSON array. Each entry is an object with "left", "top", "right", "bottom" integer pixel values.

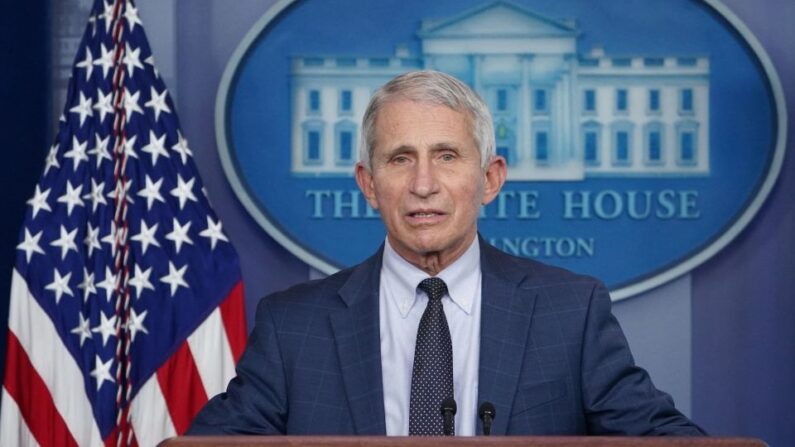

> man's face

[{"left": 356, "top": 99, "right": 506, "bottom": 269}]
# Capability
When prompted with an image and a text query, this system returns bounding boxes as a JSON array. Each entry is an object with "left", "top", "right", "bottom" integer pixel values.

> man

[{"left": 188, "top": 71, "right": 704, "bottom": 436}]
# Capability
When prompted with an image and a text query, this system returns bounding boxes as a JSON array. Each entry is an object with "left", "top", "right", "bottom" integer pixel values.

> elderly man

[{"left": 188, "top": 71, "right": 704, "bottom": 436}]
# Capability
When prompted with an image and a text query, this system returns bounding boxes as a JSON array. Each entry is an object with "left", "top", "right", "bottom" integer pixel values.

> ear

[
  {"left": 481, "top": 155, "right": 507, "bottom": 205},
  {"left": 355, "top": 162, "right": 380, "bottom": 209}
]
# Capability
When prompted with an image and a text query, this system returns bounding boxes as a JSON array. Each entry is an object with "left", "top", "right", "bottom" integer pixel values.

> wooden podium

[{"left": 161, "top": 436, "right": 766, "bottom": 447}]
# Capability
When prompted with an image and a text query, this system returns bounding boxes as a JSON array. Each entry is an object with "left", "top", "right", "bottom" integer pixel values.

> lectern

[{"left": 161, "top": 436, "right": 766, "bottom": 447}]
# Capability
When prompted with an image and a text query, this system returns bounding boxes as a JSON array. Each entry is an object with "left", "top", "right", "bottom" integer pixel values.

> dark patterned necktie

[{"left": 409, "top": 277, "right": 454, "bottom": 435}]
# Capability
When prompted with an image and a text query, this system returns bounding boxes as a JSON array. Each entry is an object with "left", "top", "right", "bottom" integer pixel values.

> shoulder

[
  {"left": 254, "top": 249, "right": 382, "bottom": 320},
  {"left": 254, "top": 265, "right": 353, "bottom": 319},
  {"left": 481, "top": 241, "right": 607, "bottom": 311},
  {"left": 483, "top": 240, "right": 603, "bottom": 288}
]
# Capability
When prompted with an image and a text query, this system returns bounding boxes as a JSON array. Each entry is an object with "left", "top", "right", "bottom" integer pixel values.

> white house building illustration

[{"left": 289, "top": 1, "right": 710, "bottom": 180}]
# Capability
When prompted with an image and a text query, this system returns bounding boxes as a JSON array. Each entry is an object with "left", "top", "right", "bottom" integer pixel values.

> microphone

[
  {"left": 478, "top": 402, "right": 496, "bottom": 435},
  {"left": 440, "top": 397, "right": 457, "bottom": 436}
]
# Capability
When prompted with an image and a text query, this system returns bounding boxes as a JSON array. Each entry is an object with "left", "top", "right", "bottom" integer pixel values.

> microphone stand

[{"left": 441, "top": 398, "right": 457, "bottom": 436}]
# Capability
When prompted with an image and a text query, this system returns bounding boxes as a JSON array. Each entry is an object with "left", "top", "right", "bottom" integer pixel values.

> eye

[
  {"left": 392, "top": 155, "right": 410, "bottom": 165},
  {"left": 439, "top": 152, "right": 456, "bottom": 162}
]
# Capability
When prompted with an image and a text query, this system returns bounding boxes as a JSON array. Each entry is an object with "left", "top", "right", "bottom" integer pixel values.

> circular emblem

[{"left": 217, "top": 0, "right": 786, "bottom": 300}]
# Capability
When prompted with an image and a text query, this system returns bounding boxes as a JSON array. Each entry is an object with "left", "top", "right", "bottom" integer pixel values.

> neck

[
  {"left": 390, "top": 233, "right": 477, "bottom": 276},
  {"left": 414, "top": 253, "right": 446, "bottom": 276}
]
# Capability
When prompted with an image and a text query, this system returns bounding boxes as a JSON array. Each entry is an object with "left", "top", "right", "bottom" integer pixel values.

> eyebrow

[
  {"left": 429, "top": 142, "right": 460, "bottom": 153},
  {"left": 383, "top": 142, "right": 459, "bottom": 154},
  {"left": 378, "top": 141, "right": 462, "bottom": 162},
  {"left": 380, "top": 145, "right": 416, "bottom": 159}
]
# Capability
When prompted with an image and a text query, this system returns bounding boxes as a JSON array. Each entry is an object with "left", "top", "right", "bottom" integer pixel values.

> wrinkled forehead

[
  {"left": 371, "top": 97, "right": 477, "bottom": 144},
  {"left": 376, "top": 101, "right": 474, "bottom": 143}
]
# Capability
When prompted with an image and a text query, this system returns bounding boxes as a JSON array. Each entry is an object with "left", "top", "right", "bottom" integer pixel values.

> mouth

[{"left": 406, "top": 209, "right": 447, "bottom": 225}]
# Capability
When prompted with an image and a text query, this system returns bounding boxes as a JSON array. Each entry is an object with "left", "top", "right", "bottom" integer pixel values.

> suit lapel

[
  {"left": 329, "top": 249, "right": 387, "bottom": 435},
  {"left": 476, "top": 239, "right": 537, "bottom": 435}
]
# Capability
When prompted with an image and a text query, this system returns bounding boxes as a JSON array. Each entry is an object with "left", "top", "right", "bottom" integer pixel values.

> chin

[{"left": 408, "top": 235, "right": 451, "bottom": 255}]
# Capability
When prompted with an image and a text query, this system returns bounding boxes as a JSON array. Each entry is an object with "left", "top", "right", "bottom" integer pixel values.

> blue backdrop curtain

[{"left": 0, "top": 0, "right": 50, "bottom": 391}]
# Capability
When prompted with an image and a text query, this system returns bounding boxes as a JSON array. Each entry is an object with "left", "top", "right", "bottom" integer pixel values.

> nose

[{"left": 409, "top": 157, "right": 439, "bottom": 198}]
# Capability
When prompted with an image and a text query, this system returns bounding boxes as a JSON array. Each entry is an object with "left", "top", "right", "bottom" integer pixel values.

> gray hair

[{"left": 359, "top": 70, "right": 495, "bottom": 171}]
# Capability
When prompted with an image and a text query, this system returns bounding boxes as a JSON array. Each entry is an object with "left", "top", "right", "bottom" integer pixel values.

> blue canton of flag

[{"left": 1, "top": 1, "right": 247, "bottom": 446}]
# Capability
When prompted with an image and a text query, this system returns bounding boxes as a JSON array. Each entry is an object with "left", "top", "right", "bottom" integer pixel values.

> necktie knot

[{"left": 418, "top": 277, "right": 447, "bottom": 301}]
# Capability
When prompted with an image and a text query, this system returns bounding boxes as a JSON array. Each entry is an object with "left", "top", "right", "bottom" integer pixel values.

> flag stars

[
  {"left": 123, "top": 88, "right": 143, "bottom": 122},
  {"left": 57, "top": 181, "right": 85, "bottom": 216},
  {"left": 84, "top": 222, "right": 101, "bottom": 258},
  {"left": 131, "top": 220, "right": 160, "bottom": 255},
  {"left": 17, "top": 229, "right": 45, "bottom": 263},
  {"left": 96, "top": 266, "right": 117, "bottom": 301},
  {"left": 77, "top": 267, "right": 97, "bottom": 302},
  {"left": 171, "top": 132, "right": 193, "bottom": 164},
  {"left": 64, "top": 136, "right": 89, "bottom": 171},
  {"left": 92, "top": 312, "right": 117, "bottom": 347},
  {"left": 89, "top": 134, "right": 112, "bottom": 168},
  {"left": 27, "top": 185, "right": 52, "bottom": 218},
  {"left": 44, "top": 143, "right": 60, "bottom": 175},
  {"left": 88, "top": 12, "right": 98, "bottom": 36},
  {"left": 50, "top": 225, "right": 79, "bottom": 260},
  {"left": 166, "top": 218, "right": 193, "bottom": 254},
  {"left": 70, "top": 313, "right": 92, "bottom": 348},
  {"left": 101, "top": 222, "right": 118, "bottom": 258},
  {"left": 106, "top": 178, "right": 135, "bottom": 206},
  {"left": 141, "top": 130, "right": 169, "bottom": 165},
  {"left": 126, "top": 308, "right": 149, "bottom": 342},
  {"left": 83, "top": 178, "right": 108, "bottom": 212},
  {"left": 128, "top": 264, "right": 155, "bottom": 299},
  {"left": 93, "top": 89, "right": 114, "bottom": 123},
  {"left": 69, "top": 92, "right": 93, "bottom": 127},
  {"left": 144, "top": 55, "right": 160, "bottom": 78},
  {"left": 170, "top": 175, "right": 198, "bottom": 210},
  {"left": 123, "top": 43, "right": 144, "bottom": 76},
  {"left": 94, "top": 43, "right": 115, "bottom": 79},
  {"left": 76, "top": 47, "right": 95, "bottom": 80},
  {"left": 137, "top": 175, "right": 165, "bottom": 210},
  {"left": 161, "top": 261, "right": 189, "bottom": 297},
  {"left": 122, "top": 134, "right": 139, "bottom": 159},
  {"left": 90, "top": 355, "right": 115, "bottom": 390},
  {"left": 124, "top": 3, "right": 143, "bottom": 31},
  {"left": 200, "top": 216, "right": 229, "bottom": 250},
  {"left": 99, "top": 0, "right": 116, "bottom": 33},
  {"left": 145, "top": 87, "right": 171, "bottom": 122},
  {"left": 45, "top": 268, "right": 73, "bottom": 304}
]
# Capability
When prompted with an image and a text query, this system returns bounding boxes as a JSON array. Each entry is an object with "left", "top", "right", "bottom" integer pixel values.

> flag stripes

[
  {"left": 2, "top": 273, "right": 245, "bottom": 446},
  {"left": 3, "top": 332, "right": 79, "bottom": 447},
  {"left": 5, "top": 269, "right": 103, "bottom": 446}
]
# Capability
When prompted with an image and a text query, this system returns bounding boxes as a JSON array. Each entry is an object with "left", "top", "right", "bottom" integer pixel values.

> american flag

[{"left": 0, "top": 1, "right": 247, "bottom": 445}]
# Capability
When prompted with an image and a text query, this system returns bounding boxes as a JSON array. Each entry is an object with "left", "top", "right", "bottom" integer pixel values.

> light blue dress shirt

[{"left": 379, "top": 237, "right": 482, "bottom": 435}]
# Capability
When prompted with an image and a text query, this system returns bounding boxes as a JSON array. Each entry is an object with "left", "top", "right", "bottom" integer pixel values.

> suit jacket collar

[
  {"left": 330, "top": 247, "right": 387, "bottom": 434},
  {"left": 476, "top": 236, "right": 538, "bottom": 435}
]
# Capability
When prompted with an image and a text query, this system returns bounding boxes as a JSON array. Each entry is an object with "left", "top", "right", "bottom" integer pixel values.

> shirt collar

[{"left": 382, "top": 236, "right": 481, "bottom": 318}]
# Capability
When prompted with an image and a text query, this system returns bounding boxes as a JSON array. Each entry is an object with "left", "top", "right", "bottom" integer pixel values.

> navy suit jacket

[{"left": 189, "top": 239, "right": 704, "bottom": 436}]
